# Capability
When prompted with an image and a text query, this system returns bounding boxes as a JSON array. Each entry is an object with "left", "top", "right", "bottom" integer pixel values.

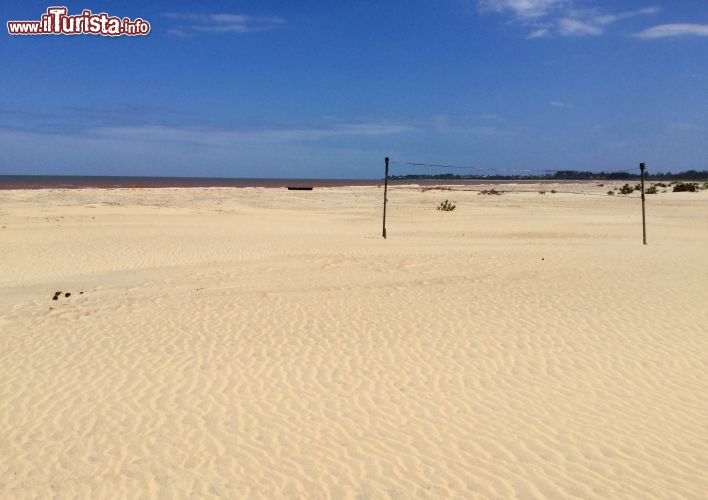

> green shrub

[
  {"left": 479, "top": 189, "right": 502, "bottom": 195},
  {"left": 673, "top": 182, "right": 699, "bottom": 192},
  {"left": 538, "top": 190, "right": 546, "bottom": 195},
  {"left": 619, "top": 183, "right": 634, "bottom": 195},
  {"left": 645, "top": 185, "right": 658, "bottom": 194},
  {"left": 607, "top": 190, "right": 614, "bottom": 196},
  {"left": 437, "top": 199, "right": 456, "bottom": 211}
]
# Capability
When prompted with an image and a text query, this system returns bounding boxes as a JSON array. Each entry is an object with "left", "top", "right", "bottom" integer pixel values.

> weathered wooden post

[
  {"left": 382, "top": 157, "right": 389, "bottom": 239},
  {"left": 640, "top": 162, "right": 647, "bottom": 245}
]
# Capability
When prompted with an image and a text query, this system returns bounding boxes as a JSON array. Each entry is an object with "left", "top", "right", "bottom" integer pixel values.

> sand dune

[{"left": 1, "top": 184, "right": 707, "bottom": 498}]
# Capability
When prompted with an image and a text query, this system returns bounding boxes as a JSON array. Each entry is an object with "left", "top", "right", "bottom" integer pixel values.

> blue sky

[{"left": 1, "top": 0, "right": 707, "bottom": 178}]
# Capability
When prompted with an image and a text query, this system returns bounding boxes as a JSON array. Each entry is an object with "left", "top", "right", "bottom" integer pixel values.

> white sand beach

[{"left": 1, "top": 184, "right": 707, "bottom": 498}]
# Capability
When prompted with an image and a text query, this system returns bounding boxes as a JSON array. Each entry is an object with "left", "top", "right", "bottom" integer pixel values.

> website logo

[{"left": 7, "top": 6, "right": 151, "bottom": 36}]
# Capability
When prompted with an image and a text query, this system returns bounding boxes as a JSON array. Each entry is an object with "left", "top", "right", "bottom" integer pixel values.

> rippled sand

[{"left": 1, "top": 184, "right": 707, "bottom": 498}]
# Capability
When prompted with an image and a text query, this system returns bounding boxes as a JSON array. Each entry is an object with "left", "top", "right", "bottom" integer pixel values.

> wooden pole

[
  {"left": 382, "top": 157, "right": 389, "bottom": 239},
  {"left": 640, "top": 162, "right": 647, "bottom": 245}
]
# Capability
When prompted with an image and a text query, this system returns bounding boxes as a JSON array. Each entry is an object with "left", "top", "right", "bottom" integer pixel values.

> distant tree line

[{"left": 389, "top": 170, "right": 708, "bottom": 181}]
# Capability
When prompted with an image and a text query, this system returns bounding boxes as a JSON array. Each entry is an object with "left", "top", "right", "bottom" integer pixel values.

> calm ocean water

[
  {"left": 0, "top": 176, "right": 383, "bottom": 189},
  {"left": 0, "top": 175, "right": 553, "bottom": 190}
]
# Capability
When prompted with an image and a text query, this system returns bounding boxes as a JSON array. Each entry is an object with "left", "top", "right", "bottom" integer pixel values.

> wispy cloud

[
  {"left": 164, "top": 12, "right": 285, "bottom": 37},
  {"left": 0, "top": 121, "right": 416, "bottom": 177},
  {"left": 425, "top": 114, "right": 514, "bottom": 137},
  {"left": 527, "top": 28, "right": 551, "bottom": 39},
  {"left": 591, "top": 6, "right": 660, "bottom": 26},
  {"left": 479, "top": 1, "right": 660, "bottom": 38},
  {"left": 0, "top": 104, "right": 191, "bottom": 135},
  {"left": 549, "top": 101, "right": 573, "bottom": 109},
  {"left": 668, "top": 123, "right": 698, "bottom": 132},
  {"left": 87, "top": 123, "right": 414, "bottom": 146},
  {"left": 166, "top": 29, "right": 192, "bottom": 38},
  {"left": 478, "top": 0, "right": 565, "bottom": 19},
  {"left": 558, "top": 18, "right": 602, "bottom": 36},
  {"left": 632, "top": 23, "right": 708, "bottom": 39}
]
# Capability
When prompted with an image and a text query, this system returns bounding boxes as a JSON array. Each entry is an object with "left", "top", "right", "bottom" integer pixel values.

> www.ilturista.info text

[{"left": 7, "top": 7, "right": 150, "bottom": 36}]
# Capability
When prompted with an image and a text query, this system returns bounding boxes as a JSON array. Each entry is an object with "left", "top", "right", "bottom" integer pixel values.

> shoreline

[{"left": 0, "top": 176, "right": 655, "bottom": 190}]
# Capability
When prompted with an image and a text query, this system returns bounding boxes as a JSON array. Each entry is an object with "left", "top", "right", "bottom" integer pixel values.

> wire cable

[{"left": 388, "top": 159, "right": 639, "bottom": 175}]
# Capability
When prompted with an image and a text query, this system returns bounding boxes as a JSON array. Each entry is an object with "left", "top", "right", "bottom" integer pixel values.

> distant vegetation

[
  {"left": 479, "top": 189, "right": 502, "bottom": 195},
  {"left": 672, "top": 182, "right": 701, "bottom": 192},
  {"left": 612, "top": 181, "right": 705, "bottom": 194},
  {"left": 390, "top": 169, "right": 708, "bottom": 181}
]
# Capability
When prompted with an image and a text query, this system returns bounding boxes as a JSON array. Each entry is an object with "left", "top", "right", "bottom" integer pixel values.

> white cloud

[
  {"left": 88, "top": 123, "right": 415, "bottom": 146},
  {"left": 593, "top": 6, "right": 660, "bottom": 26},
  {"left": 633, "top": 23, "right": 708, "bottom": 39},
  {"left": 549, "top": 101, "right": 573, "bottom": 108},
  {"left": 528, "top": 28, "right": 551, "bottom": 38},
  {"left": 478, "top": 0, "right": 565, "bottom": 19},
  {"left": 668, "top": 123, "right": 697, "bottom": 131},
  {"left": 425, "top": 114, "right": 513, "bottom": 137},
  {"left": 558, "top": 18, "right": 602, "bottom": 36},
  {"left": 479, "top": 1, "right": 660, "bottom": 38},
  {"left": 164, "top": 12, "right": 285, "bottom": 36},
  {"left": 166, "top": 29, "right": 191, "bottom": 38}
]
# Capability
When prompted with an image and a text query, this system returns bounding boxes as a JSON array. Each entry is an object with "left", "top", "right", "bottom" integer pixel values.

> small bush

[
  {"left": 654, "top": 182, "right": 668, "bottom": 188},
  {"left": 673, "top": 182, "right": 699, "bottom": 192},
  {"left": 645, "top": 185, "right": 657, "bottom": 194},
  {"left": 538, "top": 190, "right": 546, "bottom": 195},
  {"left": 437, "top": 199, "right": 456, "bottom": 211},
  {"left": 607, "top": 190, "right": 614, "bottom": 196},
  {"left": 619, "top": 184, "right": 634, "bottom": 195},
  {"left": 550, "top": 189, "right": 557, "bottom": 194},
  {"left": 597, "top": 183, "right": 604, "bottom": 187},
  {"left": 479, "top": 189, "right": 502, "bottom": 195}
]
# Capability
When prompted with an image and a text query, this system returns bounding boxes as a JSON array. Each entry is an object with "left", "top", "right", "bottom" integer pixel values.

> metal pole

[
  {"left": 382, "top": 157, "right": 389, "bottom": 239},
  {"left": 640, "top": 162, "right": 647, "bottom": 245}
]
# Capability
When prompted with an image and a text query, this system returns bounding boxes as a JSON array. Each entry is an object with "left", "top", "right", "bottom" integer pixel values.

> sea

[
  {"left": 0, "top": 176, "right": 382, "bottom": 190},
  {"left": 0, "top": 175, "right": 556, "bottom": 190}
]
